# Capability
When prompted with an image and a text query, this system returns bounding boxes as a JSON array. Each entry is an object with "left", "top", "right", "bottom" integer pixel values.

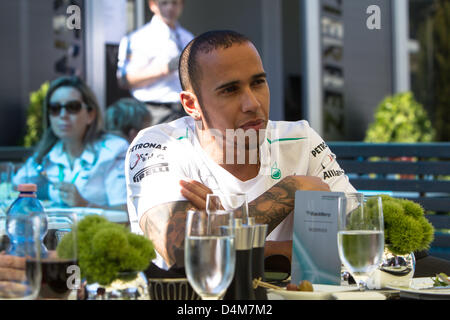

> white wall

[{"left": 85, "top": 0, "right": 127, "bottom": 110}]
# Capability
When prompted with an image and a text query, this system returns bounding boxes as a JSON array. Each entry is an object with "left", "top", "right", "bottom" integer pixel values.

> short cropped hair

[
  {"left": 179, "top": 30, "right": 250, "bottom": 98},
  {"left": 105, "top": 98, "right": 151, "bottom": 137}
]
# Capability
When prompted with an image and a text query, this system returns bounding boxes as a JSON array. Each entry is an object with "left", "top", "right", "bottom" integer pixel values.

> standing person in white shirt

[
  {"left": 14, "top": 76, "right": 128, "bottom": 211},
  {"left": 125, "top": 30, "right": 356, "bottom": 272},
  {"left": 117, "top": 0, "right": 194, "bottom": 126}
]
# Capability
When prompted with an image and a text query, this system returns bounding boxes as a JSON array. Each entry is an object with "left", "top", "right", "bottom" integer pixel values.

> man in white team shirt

[
  {"left": 125, "top": 30, "right": 356, "bottom": 271},
  {"left": 117, "top": 0, "right": 194, "bottom": 125}
]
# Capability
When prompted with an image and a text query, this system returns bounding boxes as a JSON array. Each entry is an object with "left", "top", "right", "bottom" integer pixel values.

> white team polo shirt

[
  {"left": 125, "top": 116, "right": 356, "bottom": 269},
  {"left": 14, "top": 134, "right": 129, "bottom": 207},
  {"left": 117, "top": 15, "right": 194, "bottom": 103}
]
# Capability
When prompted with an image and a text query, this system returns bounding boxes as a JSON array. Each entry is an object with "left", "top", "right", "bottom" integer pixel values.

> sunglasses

[{"left": 48, "top": 100, "right": 87, "bottom": 116}]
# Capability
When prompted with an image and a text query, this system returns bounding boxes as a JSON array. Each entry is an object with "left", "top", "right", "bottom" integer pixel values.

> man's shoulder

[
  {"left": 129, "top": 116, "right": 193, "bottom": 149},
  {"left": 267, "top": 119, "right": 313, "bottom": 140}
]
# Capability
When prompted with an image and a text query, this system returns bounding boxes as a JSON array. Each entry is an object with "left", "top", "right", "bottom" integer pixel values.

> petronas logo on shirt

[{"left": 271, "top": 162, "right": 281, "bottom": 180}]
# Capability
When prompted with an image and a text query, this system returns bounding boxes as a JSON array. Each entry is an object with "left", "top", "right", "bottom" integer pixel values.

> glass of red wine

[{"left": 36, "top": 211, "right": 79, "bottom": 300}]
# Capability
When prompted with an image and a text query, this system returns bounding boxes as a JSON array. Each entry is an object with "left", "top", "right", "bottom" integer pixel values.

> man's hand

[
  {"left": 125, "top": 58, "right": 171, "bottom": 89},
  {"left": 179, "top": 179, "right": 213, "bottom": 210},
  {"left": 0, "top": 252, "right": 26, "bottom": 282}
]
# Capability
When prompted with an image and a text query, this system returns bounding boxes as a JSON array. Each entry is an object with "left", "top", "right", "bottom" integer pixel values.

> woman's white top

[{"left": 14, "top": 134, "right": 129, "bottom": 207}]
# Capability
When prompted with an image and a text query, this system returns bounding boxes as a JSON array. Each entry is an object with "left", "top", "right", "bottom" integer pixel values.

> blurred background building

[{"left": 0, "top": 0, "right": 448, "bottom": 146}]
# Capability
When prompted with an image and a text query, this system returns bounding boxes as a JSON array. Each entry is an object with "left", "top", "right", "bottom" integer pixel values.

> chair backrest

[
  {"left": 0, "top": 146, "right": 34, "bottom": 163},
  {"left": 328, "top": 142, "right": 450, "bottom": 261},
  {"left": 328, "top": 142, "right": 450, "bottom": 212}
]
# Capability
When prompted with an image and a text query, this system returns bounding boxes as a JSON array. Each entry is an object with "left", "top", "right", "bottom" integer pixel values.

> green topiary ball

[
  {"left": 57, "top": 215, "right": 155, "bottom": 286},
  {"left": 377, "top": 195, "right": 435, "bottom": 255},
  {"left": 387, "top": 215, "right": 423, "bottom": 255}
]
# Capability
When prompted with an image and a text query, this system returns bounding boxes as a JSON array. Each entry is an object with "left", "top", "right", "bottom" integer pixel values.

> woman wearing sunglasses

[{"left": 13, "top": 76, "right": 128, "bottom": 211}]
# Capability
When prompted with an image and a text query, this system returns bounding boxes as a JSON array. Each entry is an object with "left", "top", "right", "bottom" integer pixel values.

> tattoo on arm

[
  {"left": 140, "top": 201, "right": 195, "bottom": 267},
  {"left": 248, "top": 176, "right": 298, "bottom": 234}
]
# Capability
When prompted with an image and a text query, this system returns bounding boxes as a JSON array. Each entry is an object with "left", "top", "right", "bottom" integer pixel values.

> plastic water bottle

[{"left": 6, "top": 184, "right": 48, "bottom": 257}]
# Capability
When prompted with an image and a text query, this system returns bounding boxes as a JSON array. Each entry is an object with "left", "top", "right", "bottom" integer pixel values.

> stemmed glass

[
  {"left": 207, "top": 193, "right": 248, "bottom": 223},
  {"left": 184, "top": 209, "right": 235, "bottom": 300},
  {"left": 0, "top": 214, "right": 42, "bottom": 300},
  {"left": 337, "top": 194, "right": 384, "bottom": 291}
]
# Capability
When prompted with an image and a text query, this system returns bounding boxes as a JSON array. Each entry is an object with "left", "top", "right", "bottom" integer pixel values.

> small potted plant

[
  {"left": 57, "top": 215, "right": 156, "bottom": 299},
  {"left": 366, "top": 195, "right": 434, "bottom": 288},
  {"left": 365, "top": 92, "right": 435, "bottom": 179},
  {"left": 365, "top": 92, "right": 435, "bottom": 143}
]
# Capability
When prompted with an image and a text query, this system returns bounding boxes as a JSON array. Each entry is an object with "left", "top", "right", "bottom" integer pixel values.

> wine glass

[
  {"left": 184, "top": 209, "right": 235, "bottom": 300},
  {"left": 337, "top": 194, "right": 384, "bottom": 291},
  {"left": 0, "top": 214, "right": 42, "bottom": 300},
  {"left": 207, "top": 193, "right": 249, "bottom": 223},
  {"left": 39, "top": 211, "right": 78, "bottom": 299}
]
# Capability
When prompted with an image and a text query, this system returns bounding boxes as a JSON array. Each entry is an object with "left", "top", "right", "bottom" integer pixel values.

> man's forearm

[
  {"left": 248, "top": 176, "right": 298, "bottom": 234},
  {"left": 125, "top": 62, "right": 170, "bottom": 89},
  {"left": 140, "top": 201, "right": 194, "bottom": 267},
  {"left": 248, "top": 175, "right": 330, "bottom": 234}
]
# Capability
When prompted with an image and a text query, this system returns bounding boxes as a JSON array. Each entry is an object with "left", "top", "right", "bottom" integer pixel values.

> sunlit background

[{"left": 0, "top": 0, "right": 448, "bottom": 146}]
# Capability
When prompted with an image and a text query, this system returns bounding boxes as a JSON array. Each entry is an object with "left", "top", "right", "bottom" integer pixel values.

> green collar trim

[
  {"left": 177, "top": 128, "right": 189, "bottom": 140},
  {"left": 267, "top": 137, "right": 307, "bottom": 144}
]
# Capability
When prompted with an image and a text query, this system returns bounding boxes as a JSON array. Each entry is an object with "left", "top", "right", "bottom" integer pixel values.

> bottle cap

[
  {"left": 233, "top": 218, "right": 255, "bottom": 250},
  {"left": 17, "top": 184, "right": 37, "bottom": 192},
  {"left": 252, "top": 224, "right": 268, "bottom": 248}
]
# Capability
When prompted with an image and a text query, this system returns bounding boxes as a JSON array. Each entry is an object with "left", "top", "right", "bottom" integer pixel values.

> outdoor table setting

[
  {"left": 1, "top": 182, "right": 449, "bottom": 301},
  {"left": 44, "top": 205, "right": 129, "bottom": 225},
  {"left": 254, "top": 271, "right": 450, "bottom": 300},
  {"left": 254, "top": 272, "right": 450, "bottom": 301},
  {"left": 180, "top": 191, "right": 450, "bottom": 301}
]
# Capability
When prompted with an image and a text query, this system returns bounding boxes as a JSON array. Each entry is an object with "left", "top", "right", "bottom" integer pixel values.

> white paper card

[{"left": 291, "top": 191, "right": 344, "bottom": 285}]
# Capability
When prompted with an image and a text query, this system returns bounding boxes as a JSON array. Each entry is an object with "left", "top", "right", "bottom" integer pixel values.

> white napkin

[{"left": 332, "top": 292, "right": 386, "bottom": 300}]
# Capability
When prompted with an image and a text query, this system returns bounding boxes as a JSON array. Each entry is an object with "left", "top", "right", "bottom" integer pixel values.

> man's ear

[{"left": 180, "top": 91, "right": 201, "bottom": 120}]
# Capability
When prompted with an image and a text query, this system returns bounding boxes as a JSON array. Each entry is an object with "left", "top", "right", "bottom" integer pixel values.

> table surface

[
  {"left": 45, "top": 206, "right": 129, "bottom": 224},
  {"left": 264, "top": 276, "right": 450, "bottom": 300}
]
